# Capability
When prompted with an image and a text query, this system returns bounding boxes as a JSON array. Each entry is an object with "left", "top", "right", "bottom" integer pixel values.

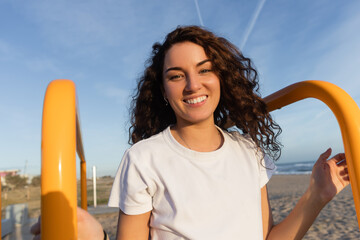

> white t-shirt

[{"left": 108, "top": 126, "right": 276, "bottom": 240}]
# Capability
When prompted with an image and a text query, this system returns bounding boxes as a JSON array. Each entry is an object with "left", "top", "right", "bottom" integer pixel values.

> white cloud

[
  {"left": 309, "top": 11, "right": 360, "bottom": 99},
  {"left": 0, "top": 39, "right": 23, "bottom": 62},
  {"left": 25, "top": 57, "right": 61, "bottom": 74},
  {"left": 272, "top": 100, "right": 343, "bottom": 163},
  {"left": 194, "top": 0, "right": 204, "bottom": 26},
  {"left": 94, "top": 83, "right": 131, "bottom": 105},
  {"left": 0, "top": 40, "right": 11, "bottom": 55},
  {"left": 240, "top": 0, "right": 267, "bottom": 49}
]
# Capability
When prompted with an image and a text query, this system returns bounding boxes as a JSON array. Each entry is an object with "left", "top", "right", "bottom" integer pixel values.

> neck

[{"left": 171, "top": 122, "right": 224, "bottom": 152}]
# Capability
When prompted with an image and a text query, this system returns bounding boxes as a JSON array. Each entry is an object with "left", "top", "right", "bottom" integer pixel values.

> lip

[{"left": 183, "top": 95, "right": 208, "bottom": 106}]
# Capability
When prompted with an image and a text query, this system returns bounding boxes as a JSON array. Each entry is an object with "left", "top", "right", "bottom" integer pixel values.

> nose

[{"left": 185, "top": 73, "right": 201, "bottom": 92}]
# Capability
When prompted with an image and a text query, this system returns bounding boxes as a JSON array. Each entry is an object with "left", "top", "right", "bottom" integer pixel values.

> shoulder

[
  {"left": 224, "top": 129, "right": 256, "bottom": 148},
  {"left": 130, "top": 130, "right": 166, "bottom": 151},
  {"left": 224, "top": 129, "right": 267, "bottom": 161},
  {"left": 225, "top": 129, "right": 276, "bottom": 180},
  {"left": 124, "top": 128, "right": 168, "bottom": 162}
]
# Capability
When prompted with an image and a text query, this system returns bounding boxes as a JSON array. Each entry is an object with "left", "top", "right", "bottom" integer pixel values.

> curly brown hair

[{"left": 129, "top": 25, "right": 282, "bottom": 160}]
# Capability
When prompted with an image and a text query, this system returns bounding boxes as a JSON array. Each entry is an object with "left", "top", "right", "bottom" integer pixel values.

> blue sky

[{"left": 1, "top": 0, "right": 359, "bottom": 177}]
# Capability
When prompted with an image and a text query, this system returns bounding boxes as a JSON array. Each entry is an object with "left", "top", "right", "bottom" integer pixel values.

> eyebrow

[{"left": 164, "top": 59, "right": 211, "bottom": 73}]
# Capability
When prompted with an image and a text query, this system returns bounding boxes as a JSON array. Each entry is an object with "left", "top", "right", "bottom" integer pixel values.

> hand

[
  {"left": 77, "top": 207, "right": 105, "bottom": 240},
  {"left": 30, "top": 216, "right": 41, "bottom": 240},
  {"left": 309, "top": 148, "right": 350, "bottom": 205},
  {"left": 30, "top": 207, "right": 105, "bottom": 240}
]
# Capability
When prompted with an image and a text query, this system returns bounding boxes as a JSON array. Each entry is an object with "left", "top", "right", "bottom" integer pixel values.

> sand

[
  {"left": 267, "top": 175, "right": 360, "bottom": 239},
  {"left": 94, "top": 175, "right": 360, "bottom": 239},
  {"left": 5, "top": 175, "right": 356, "bottom": 239}
]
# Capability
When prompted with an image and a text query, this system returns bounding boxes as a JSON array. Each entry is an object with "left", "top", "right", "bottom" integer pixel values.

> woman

[{"left": 31, "top": 26, "right": 349, "bottom": 240}]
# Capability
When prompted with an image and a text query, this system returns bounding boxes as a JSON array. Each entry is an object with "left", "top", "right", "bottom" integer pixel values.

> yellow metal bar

[
  {"left": 77, "top": 114, "right": 88, "bottom": 210},
  {"left": 80, "top": 161, "right": 87, "bottom": 210},
  {"left": 41, "top": 80, "right": 78, "bottom": 239},
  {"left": 0, "top": 177, "right": 2, "bottom": 237},
  {"left": 263, "top": 80, "right": 360, "bottom": 228}
]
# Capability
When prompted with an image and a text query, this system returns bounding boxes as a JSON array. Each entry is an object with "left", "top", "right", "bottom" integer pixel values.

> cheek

[
  {"left": 162, "top": 82, "right": 170, "bottom": 98},
  {"left": 163, "top": 84, "right": 177, "bottom": 100},
  {"left": 213, "top": 80, "right": 221, "bottom": 106},
  {"left": 212, "top": 78, "right": 221, "bottom": 96},
  {"left": 164, "top": 80, "right": 185, "bottom": 96}
]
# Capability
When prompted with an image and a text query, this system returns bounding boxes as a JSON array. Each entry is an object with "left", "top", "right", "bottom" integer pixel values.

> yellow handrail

[
  {"left": 77, "top": 113, "right": 88, "bottom": 210},
  {"left": 40, "top": 79, "right": 360, "bottom": 236},
  {"left": 264, "top": 80, "right": 360, "bottom": 228},
  {"left": 41, "top": 79, "right": 87, "bottom": 239},
  {"left": 0, "top": 177, "right": 2, "bottom": 237}
]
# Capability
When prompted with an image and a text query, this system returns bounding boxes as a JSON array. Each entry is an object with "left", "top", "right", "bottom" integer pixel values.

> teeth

[{"left": 185, "top": 96, "right": 207, "bottom": 104}]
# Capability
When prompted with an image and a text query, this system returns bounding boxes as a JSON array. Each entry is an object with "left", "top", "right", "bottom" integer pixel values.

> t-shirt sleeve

[
  {"left": 108, "top": 150, "right": 153, "bottom": 215},
  {"left": 258, "top": 153, "right": 277, "bottom": 188}
]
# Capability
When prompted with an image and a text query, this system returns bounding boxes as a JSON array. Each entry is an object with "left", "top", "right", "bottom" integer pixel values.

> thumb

[{"left": 318, "top": 148, "right": 332, "bottom": 162}]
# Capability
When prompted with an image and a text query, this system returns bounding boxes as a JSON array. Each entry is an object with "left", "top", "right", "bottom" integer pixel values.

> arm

[
  {"left": 77, "top": 208, "right": 151, "bottom": 240},
  {"left": 262, "top": 148, "right": 350, "bottom": 240},
  {"left": 116, "top": 210, "right": 151, "bottom": 240},
  {"left": 30, "top": 208, "right": 151, "bottom": 240},
  {"left": 261, "top": 183, "right": 324, "bottom": 240},
  {"left": 261, "top": 186, "right": 273, "bottom": 239}
]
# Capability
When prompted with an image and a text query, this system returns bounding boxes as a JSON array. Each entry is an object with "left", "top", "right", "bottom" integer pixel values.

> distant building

[
  {"left": 0, "top": 169, "right": 20, "bottom": 177},
  {"left": 0, "top": 169, "right": 20, "bottom": 185}
]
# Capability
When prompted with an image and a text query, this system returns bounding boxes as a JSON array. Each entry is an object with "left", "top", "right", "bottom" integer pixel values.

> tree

[
  {"left": 5, "top": 175, "right": 28, "bottom": 188},
  {"left": 31, "top": 175, "right": 41, "bottom": 186}
]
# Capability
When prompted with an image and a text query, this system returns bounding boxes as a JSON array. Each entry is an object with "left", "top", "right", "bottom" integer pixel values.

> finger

[
  {"left": 339, "top": 167, "right": 348, "bottom": 176},
  {"left": 336, "top": 158, "right": 347, "bottom": 166},
  {"left": 318, "top": 148, "right": 332, "bottom": 163},
  {"left": 327, "top": 153, "right": 346, "bottom": 166},
  {"left": 33, "top": 234, "right": 41, "bottom": 240},
  {"left": 331, "top": 153, "right": 346, "bottom": 162},
  {"left": 30, "top": 216, "right": 41, "bottom": 235}
]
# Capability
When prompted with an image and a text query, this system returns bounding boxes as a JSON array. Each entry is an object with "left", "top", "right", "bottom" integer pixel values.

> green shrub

[
  {"left": 5, "top": 175, "right": 28, "bottom": 189},
  {"left": 31, "top": 175, "right": 41, "bottom": 187}
]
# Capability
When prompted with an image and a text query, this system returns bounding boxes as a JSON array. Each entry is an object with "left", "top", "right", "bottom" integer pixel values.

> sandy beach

[
  {"left": 267, "top": 175, "right": 359, "bottom": 239},
  {"left": 94, "top": 175, "right": 360, "bottom": 239}
]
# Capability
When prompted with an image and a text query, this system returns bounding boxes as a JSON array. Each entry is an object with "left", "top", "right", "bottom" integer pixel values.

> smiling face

[{"left": 162, "top": 41, "right": 221, "bottom": 127}]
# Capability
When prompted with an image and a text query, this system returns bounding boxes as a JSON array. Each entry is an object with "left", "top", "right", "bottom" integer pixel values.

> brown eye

[
  {"left": 169, "top": 74, "right": 183, "bottom": 80},
  {"left": 199, "top": 69, "right": 211, "bottom": 74}
]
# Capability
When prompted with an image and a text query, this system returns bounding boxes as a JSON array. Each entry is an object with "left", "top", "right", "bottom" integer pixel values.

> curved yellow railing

[
  {"left": 40, "top": 79, "right": 360, "bottom": 236},
  {"left": 77, "top": 115, "right": 88, "bottom": 210},
  {"left": 0, "top": 177, "right": 2, "bottom": 237},
  {"left": 41, "top": 79, "right": 87, "bottom": 240},
  {"left": 264, "top": 80, "right": 360, "bottom": 226}
]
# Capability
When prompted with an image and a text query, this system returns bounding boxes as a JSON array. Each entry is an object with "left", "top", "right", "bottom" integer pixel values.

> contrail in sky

[
  {"left": 194, "top": 0, "right": 204, "bottom": 26},
  {"left": 240, "top": 0, "right": 267, "bottom": 49}
]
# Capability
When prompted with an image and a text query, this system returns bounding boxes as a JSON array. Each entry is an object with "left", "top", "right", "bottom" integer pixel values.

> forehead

[{"left": 163, "top": 42, "right": 208, "bottom": 68}]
